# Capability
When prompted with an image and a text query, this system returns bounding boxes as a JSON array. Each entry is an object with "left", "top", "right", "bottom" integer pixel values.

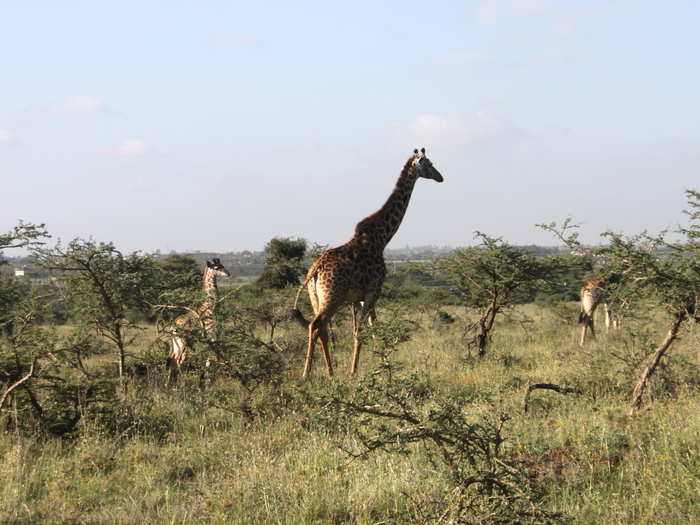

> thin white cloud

[
  {"left": 115, "top": 139, "right": 148, "bottom": 157},
  {"left": 552, "top": 21, "right": 575, "bottom": 37},
  {"left": 448, "top": 1, "right": 612, "bottom": 69},
  {"left": 433, "top": 44, "right": 578, "bottom": 69},
  {"left": 401, "top": 112, "right": 525, "bottom": 148},
  {"left": 31, "top": 95, "right": 108, "bottom": 115},
  {"left": 434, "top": 49, "right": 495, "bottom": 67},
  {"left": 211, "top": 30, "right": 263, "bottom": 49},
  {"left": 475, "top": 0, "right": 613, "bottom": 24},
  {"left": 407, "top": 114, "right": 469, "bottom": 145},
  {"left": 476, "top": 0, "right": 559, "bottom": 22},
  {"left": 55, "top": 95, "right": 106, "bottom": 114},
  {"left": 0, "top": 129, "right": 17, "bottom": 145}
]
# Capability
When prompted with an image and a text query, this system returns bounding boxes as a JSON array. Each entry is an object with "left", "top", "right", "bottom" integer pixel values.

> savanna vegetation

[{"left": 1, "top": 194, "right": 698, "bottom": 524}]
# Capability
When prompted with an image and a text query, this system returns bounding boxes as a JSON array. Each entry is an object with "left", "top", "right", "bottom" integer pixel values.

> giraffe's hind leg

[
  {"left": 579, "top": 314, "right": 595, "bottom": 346},
  {"left": 303, "top": 293, "right": 341, "bottom": 377},
  {"left": 167, "top": 336, "right": 187, "bottom": 385},
  {"left": 302, "top": 277, "right": 326, "bottom": 378},
  {"left": 302, "top": 317, "right": 333, "bottom": 378},
  {"left": 303, "top": 321, "right": 318, "bottom": 378},
  {"left": 318, "top": 322, "right": 333, "bottom": 377},
  {"left": 304, "top": 316, "right": 334, "bottom": 378}
]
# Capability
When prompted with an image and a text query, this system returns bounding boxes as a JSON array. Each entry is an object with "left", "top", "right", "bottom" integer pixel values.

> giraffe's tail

[
  {"left": 578, "top": 293, "right": 589, "bottom": 324},
  {"left": 291, "top": 308, "right": 309, "bottom": 328},
  {"left": 579, "top": 306, "right": 595, "bottom": 325},
  {"left": 291, "top": 256, "right": 324, "bottom": 329}
]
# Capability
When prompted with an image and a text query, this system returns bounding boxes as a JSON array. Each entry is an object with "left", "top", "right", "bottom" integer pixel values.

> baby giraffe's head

[{"left": 206, "top": 258, "right": 230, "bottom": 277}]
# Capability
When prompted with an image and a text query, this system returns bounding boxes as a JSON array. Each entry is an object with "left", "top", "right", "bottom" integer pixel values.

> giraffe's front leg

[
  {"left": 368, "top": 307, "right": 377, "bottom": 326},
  {"left": 350, "top": 297, "right": 377, "bottom": 377},
  {"left": 350, "top": 303, "right": 359, "bottom": 335}
]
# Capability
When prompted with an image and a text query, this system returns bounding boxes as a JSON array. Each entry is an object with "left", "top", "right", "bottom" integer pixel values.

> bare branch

[
  {"left": 523, "top": 383, "right": 579, "bottom": 413},
  {"left": 0, "top": 358, "right": 39, "bottom": 411}
]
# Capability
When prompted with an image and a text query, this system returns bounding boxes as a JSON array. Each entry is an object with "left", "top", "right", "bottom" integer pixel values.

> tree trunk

[
  {"left": 477, "top": 306, "right": 498, "bottom": 357},
  {"left": 22, "top": 383, "right": 44, "bottom": 419},
  {"left": 114, "top": 323, "right": 125, "bottom": 379},
  {"left": 629, "top": 312, "right": 685, "bottom": 415}
]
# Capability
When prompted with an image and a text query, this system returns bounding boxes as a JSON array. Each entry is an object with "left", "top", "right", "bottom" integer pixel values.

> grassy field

[{"left": 1, "top": 303, "right": 698, "bottom": 524}]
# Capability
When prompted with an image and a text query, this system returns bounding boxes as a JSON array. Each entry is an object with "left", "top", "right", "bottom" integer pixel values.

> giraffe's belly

[
  {"left": 581, "top": 291, "right": 597, "bottom": 315},
  {"left": 311, "top": 271, "right": 374, "bottom": 309},
  {"left": 312, "top": 275, "right": 362, "bottom": 302},
  {"left": 309, "top": 245, "right": 386, "bottom": 310}
]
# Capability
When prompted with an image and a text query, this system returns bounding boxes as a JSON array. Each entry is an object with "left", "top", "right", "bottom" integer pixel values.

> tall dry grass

[{"left": 1, "top": 303, "right": 698, "bottom": 524}]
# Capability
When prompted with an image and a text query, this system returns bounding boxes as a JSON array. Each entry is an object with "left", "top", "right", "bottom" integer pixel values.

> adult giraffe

[
  {"left": 166, "top": 258, "right": 230, "bottom": 382},
  {"left": 292, "top": 148, "right": 444, "bottom": 378}
]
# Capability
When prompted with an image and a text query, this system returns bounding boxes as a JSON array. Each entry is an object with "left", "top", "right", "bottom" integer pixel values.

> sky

[{"left": 1, "top": 1, "right": 699, "bottom": 254}]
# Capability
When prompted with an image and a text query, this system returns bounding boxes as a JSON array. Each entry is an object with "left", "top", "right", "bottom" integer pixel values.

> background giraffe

[
  {"left": 166, "top": 258, "right": 230, "bottom": 382},
  {"left": 578, "top": 277, "right": 621, "bottom": 346},
  {"left": 292, "top": 148, "right": 444, "bottom": 378}
]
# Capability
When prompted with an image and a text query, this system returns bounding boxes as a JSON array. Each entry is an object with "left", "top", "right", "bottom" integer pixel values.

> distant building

[{"left": 14, "top": 268, "right": 25, "bottom": 277}]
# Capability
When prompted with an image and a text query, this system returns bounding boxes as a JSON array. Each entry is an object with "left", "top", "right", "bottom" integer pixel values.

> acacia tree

[
  {"left": 0, "top": 309, "right": 43, "bottom": 419},
  {"left": 543, "top": 191, "right": 700, "bottom": 414},
  {"left": 157, "top": 253, "right": 200, "bottom": 291},
  {"left": 1, "top": 221, "right": 49, "bottom": 333},
  {"left": 153, "top": 253, "right": 202, "bottom": 327},
  {"left": 0, "top": 221, "right": 49, "bottom": 256},
  {"left": 538, "top": 219, "right": 631, "bottom": 340},
  {"left": 1, "top": 290, "right": 133, "bottom": 435},
  {"left": 436, "top": 233, "right": 556, "bottom": 356},
  {"left": 318, "top": 369, "right": 563, "bottom": 522},
  {"left": 598, "top": 191, "right": 699, "bottom": 414},
  {"left": 0, "top": 223, "right": 105, "bottom": 434},
  {"left": 242, "top": 288, "right": 293, "bottom": 343},
  {"left": 256, "top": 237, "right": 306, "bottom": 289},
  {"left": 34, "top": 239, "right": 159, "bottom": 380},
  {"left": 1, "top": 222, "right": 50, "bottom": 414}
]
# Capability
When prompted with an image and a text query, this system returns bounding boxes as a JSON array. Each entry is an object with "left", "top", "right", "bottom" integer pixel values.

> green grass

[{"left": 1, "top": 303, "right": 698, "bottom": 524}]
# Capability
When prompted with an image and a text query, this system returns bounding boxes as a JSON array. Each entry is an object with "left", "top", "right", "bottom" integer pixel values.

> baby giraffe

[{"left": 166, "top": 258, "right": 230, "bottom": 382}]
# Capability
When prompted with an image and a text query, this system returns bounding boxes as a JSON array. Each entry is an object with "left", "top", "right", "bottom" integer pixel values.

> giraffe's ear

[
  {"left": 421, "top": 147, "right": 425, "bottom": 155},
  {"left": 206, "top": 260, "right": 213, "bottom": 268},
  {"left": 414, "top": 148, "right": 419, "bottom": 154}
]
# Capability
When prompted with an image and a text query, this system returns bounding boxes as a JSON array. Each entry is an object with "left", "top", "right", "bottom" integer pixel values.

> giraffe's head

[
  {"left": 411, "top": 148, "right": 444, "bottom": 182},
  {"left": 206, "top": 258, "right": 230, "bottom": 277}
]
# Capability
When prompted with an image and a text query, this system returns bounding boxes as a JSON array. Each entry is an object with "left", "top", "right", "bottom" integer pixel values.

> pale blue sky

[{"left": 2, "top": 1, "right": 698, "bottom": 252}]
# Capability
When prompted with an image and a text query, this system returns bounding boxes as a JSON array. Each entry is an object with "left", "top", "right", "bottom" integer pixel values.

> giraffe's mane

[{"left": 352, "top": 153, "right": 420, "bottom": 235}]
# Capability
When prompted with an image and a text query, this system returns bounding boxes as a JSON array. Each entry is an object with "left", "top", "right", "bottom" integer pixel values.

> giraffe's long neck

[
  {"left": 199, "top": 267, "right": 218, "bottom": 322},
  {"left": 354, "top": 159, "right": 419, "bottom": 248}
]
